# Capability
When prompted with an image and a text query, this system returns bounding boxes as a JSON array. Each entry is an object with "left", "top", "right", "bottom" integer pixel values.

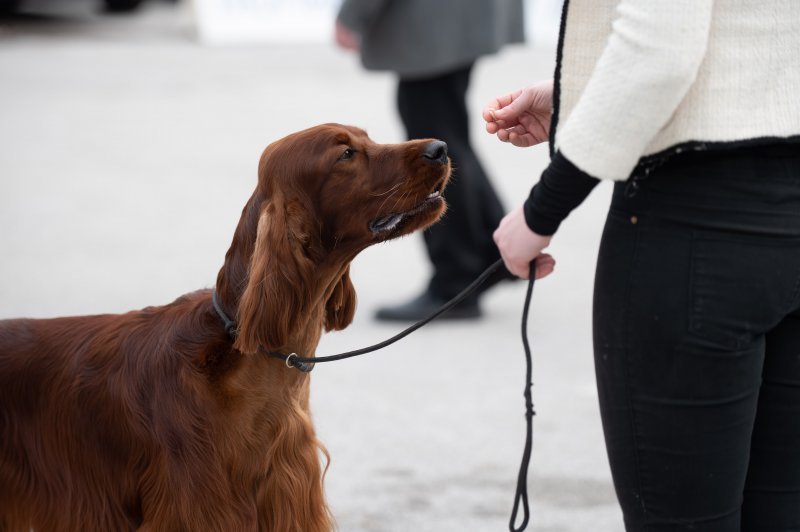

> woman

[{"left": 485, "top": 1, "right": 800, "bottom": 530}]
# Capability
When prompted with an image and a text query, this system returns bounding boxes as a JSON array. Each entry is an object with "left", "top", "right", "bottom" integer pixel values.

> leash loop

[{"left": 509, "top": 259, "right": 536, "bottom": 532}]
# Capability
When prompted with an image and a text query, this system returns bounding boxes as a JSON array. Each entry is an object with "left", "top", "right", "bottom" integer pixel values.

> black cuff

[{"left": 523, "top": 152, "right": 600, "bottom": 235}]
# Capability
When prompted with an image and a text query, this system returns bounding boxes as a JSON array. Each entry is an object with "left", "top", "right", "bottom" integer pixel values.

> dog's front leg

[{"left": 255, "top": 399, "right": 333, "bottom": 532}]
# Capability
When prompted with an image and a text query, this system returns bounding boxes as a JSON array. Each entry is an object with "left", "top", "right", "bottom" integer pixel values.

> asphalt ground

[{"left": 0, "top": 2, "right": 623, "bottom": 530}]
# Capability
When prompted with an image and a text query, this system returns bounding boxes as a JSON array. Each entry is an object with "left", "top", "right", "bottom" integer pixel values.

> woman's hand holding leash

[{"left": 493, "top": 206, "right": 555, "bottom": 280}]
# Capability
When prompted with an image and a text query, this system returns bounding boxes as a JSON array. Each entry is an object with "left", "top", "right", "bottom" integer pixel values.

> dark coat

[{"left": 337, "top": 0, "right": 525, "bottom": 79}]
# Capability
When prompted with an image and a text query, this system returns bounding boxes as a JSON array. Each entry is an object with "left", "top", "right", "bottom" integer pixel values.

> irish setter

[{"left": 0, "top": 124, "right": 450, "bottom": 531}]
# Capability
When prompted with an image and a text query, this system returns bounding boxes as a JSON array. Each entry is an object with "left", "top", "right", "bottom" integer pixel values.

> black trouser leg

[
  {"left": 396, "top": 63, "right": 505, "bottom": 300},
  {"left": 741, "top": 308, "right": 800, "bottom": 531},
  {"left": 593, "top": 150, "right": 800, "bottom": 531}
]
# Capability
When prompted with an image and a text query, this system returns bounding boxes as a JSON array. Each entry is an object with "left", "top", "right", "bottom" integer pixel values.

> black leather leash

[
  {"left": 213, "top": 259, "right": 507, "bottom": 372},
  {"left": 212, "top": 258, "right": 537, "bottom": 531},
  {"left": 509, "top": 260, "right": 537, "bottom": 532}
]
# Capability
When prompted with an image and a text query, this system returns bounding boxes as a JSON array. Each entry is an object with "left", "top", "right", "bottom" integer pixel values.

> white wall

[{"left": 192, "top": 0, "right": 563, "bottom": 47}]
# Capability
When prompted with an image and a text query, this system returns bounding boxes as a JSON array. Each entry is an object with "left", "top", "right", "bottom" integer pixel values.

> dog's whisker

[
  {"left": 377, "top": 188, "right": 401, "bottom": 214},
  {"left": 368, "top": 182, "right": 402, "bottom": 197}
]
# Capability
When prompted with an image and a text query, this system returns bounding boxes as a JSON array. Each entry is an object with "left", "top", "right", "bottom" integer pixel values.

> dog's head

[
  {"left": 232, "top": 124, "right": 451, "bottom": 354},
  {"left": 257, "top": 123, "right": 451, "bottom": 249}
]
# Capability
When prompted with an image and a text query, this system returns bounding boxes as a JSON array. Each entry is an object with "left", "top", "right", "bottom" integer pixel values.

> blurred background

[{"left": 0, "top": 0, "right": 621, "bottom": 530}]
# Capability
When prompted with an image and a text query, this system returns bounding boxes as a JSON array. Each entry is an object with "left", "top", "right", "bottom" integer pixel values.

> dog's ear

[
  {"left": 235, "top": 198, "right": 315, "bottom": 354},
  {"left": 324, "top": 265, "right": 356, "bottom": 332}
]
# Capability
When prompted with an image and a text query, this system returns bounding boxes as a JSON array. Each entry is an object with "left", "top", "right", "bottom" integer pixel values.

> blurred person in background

[
  {"left": 0, "top": 0, "right": 147, "bottom": 14},
  {"left": 335, "top": 0, "right": 524, "bottom": 321},
  {"left": 486, "top": 1, "right": 800, "bottom": 530}
]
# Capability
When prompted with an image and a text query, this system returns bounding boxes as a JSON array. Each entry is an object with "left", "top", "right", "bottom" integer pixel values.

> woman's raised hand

[{"left": 483, "top": 80, "right": 554, "bottom": 148}]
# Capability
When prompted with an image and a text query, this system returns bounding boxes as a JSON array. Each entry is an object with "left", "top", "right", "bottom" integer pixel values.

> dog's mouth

[{"left": 369, "top": 184, "right": 445, "bottom": 234}]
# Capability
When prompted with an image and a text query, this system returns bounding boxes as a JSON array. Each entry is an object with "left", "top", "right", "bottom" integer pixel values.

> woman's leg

[
  {"left": 741, "top": 307, "right": 800, "bottom": 531},
  {"left": 593, "top": 144, "right": 800, "bottom": 530},
  {"left": 593, "top": 205, "right": 768, "bottom": 530}
]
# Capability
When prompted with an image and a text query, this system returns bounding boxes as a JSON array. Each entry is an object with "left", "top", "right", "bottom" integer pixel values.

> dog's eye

[{"left": 339, "top": 148, "right": 356, "bottom": 161}]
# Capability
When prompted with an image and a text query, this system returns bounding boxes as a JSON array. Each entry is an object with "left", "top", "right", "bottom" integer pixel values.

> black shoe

[{"left": 374, "top": 291, "right": 481, "bottom": 322}]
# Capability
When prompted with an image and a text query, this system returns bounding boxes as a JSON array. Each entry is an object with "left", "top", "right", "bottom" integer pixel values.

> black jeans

[
  {"left": 593, "top": 146, "right": 800, "bottom": 531},
  {"left": 397, "top": 63, "right": 505, "bottom": 300}
]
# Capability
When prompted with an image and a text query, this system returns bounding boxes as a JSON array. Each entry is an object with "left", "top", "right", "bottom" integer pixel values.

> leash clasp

[{"left": 285, "top": 353, "right": 314, "bottom": 373}]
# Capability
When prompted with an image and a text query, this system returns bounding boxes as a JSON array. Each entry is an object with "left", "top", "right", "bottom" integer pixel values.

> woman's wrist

[{"left": 523, "top": 151, "right": 600, "bottom": 235}]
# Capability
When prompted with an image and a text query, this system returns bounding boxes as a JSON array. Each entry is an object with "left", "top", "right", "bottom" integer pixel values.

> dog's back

[
  {"left": 1, "top": 313, "right": 139, "bottom": 529},
  {"left": 0, "top": 292, "right": 231, "bottom": 531}
]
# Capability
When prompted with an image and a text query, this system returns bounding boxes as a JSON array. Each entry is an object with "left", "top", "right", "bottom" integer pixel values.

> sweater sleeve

[
  {"left": 556, "top": 0, "right": 714, "bottom": 181},
  {"left": 523, "top": 151, "right": 599, "bottom": 235}
]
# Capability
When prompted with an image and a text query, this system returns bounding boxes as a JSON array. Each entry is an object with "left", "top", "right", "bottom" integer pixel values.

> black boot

[{"left": 374, "top": 291, "right": 481, "bottom": 321}]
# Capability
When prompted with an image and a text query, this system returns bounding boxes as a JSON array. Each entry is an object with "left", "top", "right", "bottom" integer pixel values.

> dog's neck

[
  {"left": 213, "top": 194, "right": 355, "bottom": 358},
  {"left": 214, "top": 195, "right": 261, "bottom": 317}
]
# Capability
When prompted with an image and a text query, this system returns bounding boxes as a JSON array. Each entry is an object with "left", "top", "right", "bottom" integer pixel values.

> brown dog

[{"left": 0, "top": 124, "right": 450, "bottom": 531}]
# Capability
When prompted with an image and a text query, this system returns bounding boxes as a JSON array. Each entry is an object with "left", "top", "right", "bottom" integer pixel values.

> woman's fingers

[
  {"left": 483, "top": 90, "right": 524, "bottom": 131},
  {"left": 534, "top": 253, "right": 556, "bottom": 280}
]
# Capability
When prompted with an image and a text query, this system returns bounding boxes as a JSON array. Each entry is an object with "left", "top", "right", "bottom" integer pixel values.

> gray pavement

[{"left": 0, "top": 2, "right": 623, "bottom": 530}]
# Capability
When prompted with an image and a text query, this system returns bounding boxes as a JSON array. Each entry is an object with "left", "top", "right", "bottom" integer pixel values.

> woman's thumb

[
  {"left": 497, "top": 96, "right": 528, "bottom": 122},
  {"left": 490, "top": 106, "right": 516, "bottom": 126}
]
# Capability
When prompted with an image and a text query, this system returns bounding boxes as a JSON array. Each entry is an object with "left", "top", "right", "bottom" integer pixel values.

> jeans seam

[{"left": 623, "top": 219, "right": 648, "bottom": 517}]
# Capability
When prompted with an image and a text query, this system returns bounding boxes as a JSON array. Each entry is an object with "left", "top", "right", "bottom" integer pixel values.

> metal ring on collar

[{"left": 285, "top": 353, "right": 299, "bottom": 369}]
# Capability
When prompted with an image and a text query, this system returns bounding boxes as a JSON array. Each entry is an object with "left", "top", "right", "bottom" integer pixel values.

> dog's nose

[{"left": 422, "top": 140, "right": 448, "bottom": 164}]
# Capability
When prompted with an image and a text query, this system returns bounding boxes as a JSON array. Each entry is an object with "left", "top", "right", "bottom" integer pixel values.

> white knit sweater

[{"left": 554, "top": 0, "right": 800, "bottom": 181}]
